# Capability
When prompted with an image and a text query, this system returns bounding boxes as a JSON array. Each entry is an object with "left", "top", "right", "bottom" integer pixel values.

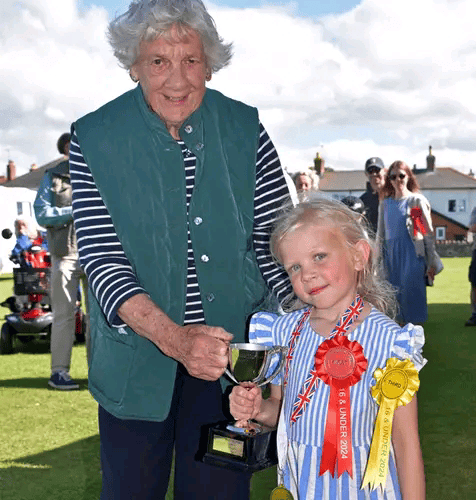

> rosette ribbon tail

[
  {"left": 319, "top": 381, "right": 354, "bottom": 478},
  {"left": 361, "top": 398, "right": 397, "bottom": 491},
  {"left": 319, "top": 381, "right": 339, "bottom": 477},
  {"left": 336, "top": 382, "right": 353, "bottom": 477},
  {"left": 362, "top": 358, "right": 420, "bottom": 492}
]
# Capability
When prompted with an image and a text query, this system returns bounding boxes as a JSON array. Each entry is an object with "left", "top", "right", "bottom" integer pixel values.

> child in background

[{"left": 230, "top": 197, "right": 426, "bottom": 500}]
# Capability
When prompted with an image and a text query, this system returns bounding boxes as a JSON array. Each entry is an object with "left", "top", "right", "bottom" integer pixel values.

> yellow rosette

[{"left": 361, "top": 357, "right": 420, "bottom": 491}]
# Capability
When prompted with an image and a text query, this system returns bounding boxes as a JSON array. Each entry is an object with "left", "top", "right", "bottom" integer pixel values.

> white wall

[
  {"left": 0, "top": 186, "right": 38, "bottom": 273},
  {"left": 421, "top": 189, "right": 473, "bottom": 227}
]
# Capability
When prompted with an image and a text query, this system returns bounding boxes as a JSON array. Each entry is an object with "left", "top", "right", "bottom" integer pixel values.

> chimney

[
  {"left": 426, "top": 145, "right": 435, "bottom": 172},
  {"left": 7, "top": 160, "right": 16, "bottom": 181},
  {"left": 313, "top": 152, "right": 326, "bottom": 176}
]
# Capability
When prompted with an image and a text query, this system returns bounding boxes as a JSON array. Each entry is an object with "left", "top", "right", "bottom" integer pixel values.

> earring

[
  {"left": 206, "top": 70, "right": 211, "bottom": 81},
  {"left": 130, "top": 72, "right": 139, "bottom": 83}
]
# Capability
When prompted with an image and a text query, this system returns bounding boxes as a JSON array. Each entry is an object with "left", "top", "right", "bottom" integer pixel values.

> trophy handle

[
  {"left": 224, "top": 367, "right": 239, "bottom": 385},
  {"left": 256, "top": 346, "right": 288, "bottom": 387}
]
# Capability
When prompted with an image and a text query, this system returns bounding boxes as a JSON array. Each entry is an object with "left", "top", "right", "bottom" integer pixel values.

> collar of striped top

[{"left": 285, "top": 295, "right": 364, "bottom": 424}]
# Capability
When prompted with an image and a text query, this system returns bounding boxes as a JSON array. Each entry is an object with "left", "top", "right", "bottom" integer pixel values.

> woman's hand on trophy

[
  {"left": 229, "top": 384, "right": 262, "bottom": 426},
  {"left": 173, "top": 324, "right": 233, "bottom": 381},
  {"left": 118, "top": 294, "right": 232, "bottom": 381}
]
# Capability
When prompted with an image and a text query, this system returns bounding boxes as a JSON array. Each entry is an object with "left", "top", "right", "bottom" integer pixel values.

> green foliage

[{"left": 0, "top": 258, "right": 474, "bottom": 498}]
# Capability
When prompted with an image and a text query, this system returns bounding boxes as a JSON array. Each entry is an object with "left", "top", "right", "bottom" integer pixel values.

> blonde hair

[{"left": 271, "top": 195, "right": 397, "bottom": 318}]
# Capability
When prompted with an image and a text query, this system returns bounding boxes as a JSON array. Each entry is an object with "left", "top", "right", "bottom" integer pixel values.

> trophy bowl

[
  {"left": 202, "top": 342, "right": 288, "bottom": 472},
  {"left": 226, "top": 343, "right": 286, "bottom": 387}
]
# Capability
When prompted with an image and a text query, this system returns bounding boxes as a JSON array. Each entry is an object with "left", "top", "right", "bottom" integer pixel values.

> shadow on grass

[
  {"left": 7, "top": 339, "right": 51, "bottom": 355},
  {"left": 0, "top": 435, "right": 101, "bottom": 500},
  {"left": 0, "top": 377, "right": 89, "bottom": 390},
  {"left": 418, "top": 303, "right": 475, "bottom": 500},
  {"left": 1, "top": 338, "right": 85, "bottom": 356}
]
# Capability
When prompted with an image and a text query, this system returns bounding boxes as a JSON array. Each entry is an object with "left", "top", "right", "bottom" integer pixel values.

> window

[
  {"left": 448, "top": 200, "right": 456, "bottom": 212},
  {"left": 435, "top": 227, "right": 446, "bottom": 241},
  {"left": 16, "top": 201, "right": 32, "bottom": 217},
  {"left": 458, "top": 200, "right": 466, "bottom": 212}
]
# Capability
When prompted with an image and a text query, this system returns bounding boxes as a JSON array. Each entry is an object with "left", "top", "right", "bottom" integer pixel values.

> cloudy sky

[{"left": 2, "top": 0, "right": 476, "bottom": 177}]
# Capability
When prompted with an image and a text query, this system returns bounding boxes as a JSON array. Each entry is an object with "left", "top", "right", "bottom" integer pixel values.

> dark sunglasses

[
  {"left": 389, "top": 173, "right": 406, "bottom": 181},
  {"left": 367, "top": 167, "right": 381, "bottom": 175}
]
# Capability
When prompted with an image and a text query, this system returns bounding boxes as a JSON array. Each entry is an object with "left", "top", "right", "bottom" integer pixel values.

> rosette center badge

[
  {"left": 381, "top": 369, "right": 408, "bottom": 400},
  {"left": 324, "top": 347, "right": 357, "bottom": 379}
]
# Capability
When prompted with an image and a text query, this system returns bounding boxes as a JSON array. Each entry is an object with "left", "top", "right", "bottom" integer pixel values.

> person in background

[
  {"left": 465, "top": 206, "right": 476, "bottom": 326},
  {"left": 10, "top": 219, "right": 48, "bottom": 266},
  {"left": 377, "top": 160, "right": 439, "bottom": 325},
  {"left": 360, "top": 157, "right": 385, "bottom": 234},
  {"left": 11, "top": 219, "right": 36, "bottom": 260},
  {"left": 293, "top": 169, "right": 318, "bottom": 201},
  {"left": 69, "top": 0, "right": 292, "bottom": 498},
  {"left": 34, "top": 132, "right": 87, "bottom": 390}
]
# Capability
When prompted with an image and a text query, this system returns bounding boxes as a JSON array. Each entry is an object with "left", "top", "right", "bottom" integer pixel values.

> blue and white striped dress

[{"left": 250, "top": 308, "right": 427, "bottom": 500}]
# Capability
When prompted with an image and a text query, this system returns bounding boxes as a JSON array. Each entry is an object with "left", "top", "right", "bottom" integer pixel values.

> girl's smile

[{"left": 309, "top": 285, "right": 328, "bottom": 295}]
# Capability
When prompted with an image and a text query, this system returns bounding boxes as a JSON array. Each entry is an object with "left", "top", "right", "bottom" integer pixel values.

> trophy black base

[{"left": 201, "top": 422, "right": 278, "bottom": 472}]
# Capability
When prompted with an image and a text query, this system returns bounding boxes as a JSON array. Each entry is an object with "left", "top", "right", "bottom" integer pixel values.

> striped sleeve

[
  {"left": 70, "top": 121, "right": 292, "bottom": 329},
  {"left": 253, "top": 123, "right": 293, "bottom": 303},
  {"left": 69, "top": 130, "right": 147, "bottom": 327}
]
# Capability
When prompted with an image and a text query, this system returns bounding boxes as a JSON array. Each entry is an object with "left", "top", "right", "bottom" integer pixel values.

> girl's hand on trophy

[{"left": 229, "top": 384, "right": 262, "bottom": 421}]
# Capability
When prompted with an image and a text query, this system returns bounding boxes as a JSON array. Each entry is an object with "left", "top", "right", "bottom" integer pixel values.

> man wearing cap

[{"left": 360, "top": 157, "right": 385, "bottom": 234}]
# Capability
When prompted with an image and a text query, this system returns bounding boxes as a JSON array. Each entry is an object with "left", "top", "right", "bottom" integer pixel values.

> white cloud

[
  {"left": 0, "top": 0, "right": 133, "bottom": 175},
  {"left": 1, "top": 0, "right": 475, "bottom": 178}
]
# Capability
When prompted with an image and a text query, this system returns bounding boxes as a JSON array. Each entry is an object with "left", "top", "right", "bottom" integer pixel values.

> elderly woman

[
  {"left": 69, "top": 0, "right": 292, "bottom": 499},
  {"left": 377, "top": 160, "right": 441, "bottom": 325}
]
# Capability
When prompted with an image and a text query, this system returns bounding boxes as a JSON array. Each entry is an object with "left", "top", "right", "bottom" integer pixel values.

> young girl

[{"left": 230, "top": 197, "right": 426, "bottom": 500}]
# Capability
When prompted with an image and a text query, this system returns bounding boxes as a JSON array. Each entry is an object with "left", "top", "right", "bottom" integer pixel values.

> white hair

[{"left": 108, "top": 0, "right": 233, "bottom": 72}]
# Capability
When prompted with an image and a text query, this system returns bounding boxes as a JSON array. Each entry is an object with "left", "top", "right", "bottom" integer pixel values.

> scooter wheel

[{"left": 0, "top": 323, "right": 14, "bottom": 355}]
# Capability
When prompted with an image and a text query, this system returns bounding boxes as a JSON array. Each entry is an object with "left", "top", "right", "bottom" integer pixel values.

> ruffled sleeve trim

[
  {"left": 391, "top": 323, "right": 427, "bottom": 371},
  {"left": 248, "top": 311, "right": 284, "bottom": 384}
]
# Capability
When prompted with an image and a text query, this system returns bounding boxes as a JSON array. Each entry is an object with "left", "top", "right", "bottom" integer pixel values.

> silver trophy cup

[
  {"left": 226, "top": 343, "right": 288, "bottom": 387},
  {"left": 202, "top": 343, "right": 288, "bottom": 472}
]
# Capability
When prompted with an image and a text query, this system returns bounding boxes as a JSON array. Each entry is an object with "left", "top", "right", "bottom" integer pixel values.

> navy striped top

[{"left": 70, "top": 122, "right": 293, "bottom": 328}]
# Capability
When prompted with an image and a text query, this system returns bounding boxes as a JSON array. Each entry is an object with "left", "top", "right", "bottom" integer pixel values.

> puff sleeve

[
  {"left": 391, "top": 323, "right": 427, "bottom": 371},
  {"left": 248, "top": 311, "right": 284, "bottom": 384}
]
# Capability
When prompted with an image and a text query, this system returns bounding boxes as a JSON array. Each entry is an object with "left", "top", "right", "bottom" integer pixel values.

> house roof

[
  {"left": 413, "top": 167, "right": 476, "bottom": 190},
  {"left": 318, "top": 170, "right": 367, "bottom": 192},
  {"left": 2, "top": 157, "right": 64, "bottom": 190},
  {"left": 318, "top": 167, "right": 476, "bottom": 192}
]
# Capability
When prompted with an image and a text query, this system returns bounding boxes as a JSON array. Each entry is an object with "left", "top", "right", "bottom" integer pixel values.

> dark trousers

[{"left": 99, "top": 363, "right": 251, "bottom": 500}]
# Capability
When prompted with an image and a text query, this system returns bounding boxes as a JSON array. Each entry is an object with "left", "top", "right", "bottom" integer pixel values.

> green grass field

[{"left": 0, "top": 259, "right": 475, "bottom": 499}]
